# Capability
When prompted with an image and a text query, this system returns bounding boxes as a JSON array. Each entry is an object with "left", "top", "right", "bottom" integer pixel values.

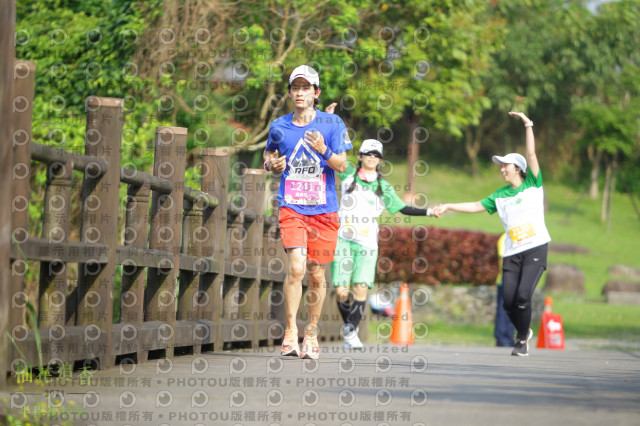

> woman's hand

[
  {"left": 433, "top": 204, "right": 447, "bottom": 218},
  {"left": 509, "top": 111, "right": 532, "bottom": 126}
]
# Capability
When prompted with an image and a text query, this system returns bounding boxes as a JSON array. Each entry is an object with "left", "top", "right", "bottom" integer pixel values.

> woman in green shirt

[
  {"left": 435, "top": 112, "right": 551, "bottom": 356},
  {"left": 332, "top": 139, "right": 435, "bottom": 349}
]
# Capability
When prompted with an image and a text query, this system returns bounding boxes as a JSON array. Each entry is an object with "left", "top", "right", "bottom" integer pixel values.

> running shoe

[
  {"left": 512, "top": 328, "right": 533, "bottom": 357},
  {"left": 300, "top": 328, "right": 320, "bottom": 360},
  {"left": 281, "top": 329, "right": 299, "bottom": 357},
  {"left": 343, "top": 327, "right": 364, "bottom": 350}
]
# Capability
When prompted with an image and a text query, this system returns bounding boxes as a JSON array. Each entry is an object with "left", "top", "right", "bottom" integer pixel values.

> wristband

[
  {"left": 524, "top": 121, "right": 533, "bottom": 127},
  {"left": 426, "top": 208, "right": 433, "bottom": 217},
  {"left": 321, "top": 147, "right": 333, "bottom": 161},
  {"left": 263, "top": 160, "right": 270, "bottom": 172}
]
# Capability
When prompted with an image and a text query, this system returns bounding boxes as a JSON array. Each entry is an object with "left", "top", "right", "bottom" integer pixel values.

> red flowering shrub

[{"left": 377, "top": 226, "right": 501, "bottom": 285}]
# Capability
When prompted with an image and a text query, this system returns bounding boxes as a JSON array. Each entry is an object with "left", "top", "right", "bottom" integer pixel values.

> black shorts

[{"left": 503, "top": 243, "right": 548, "bottom": 272}]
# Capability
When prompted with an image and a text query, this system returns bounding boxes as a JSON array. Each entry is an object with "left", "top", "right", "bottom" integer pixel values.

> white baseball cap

[
  {"left": 289, "top": 65, "right": 320, "bottom": 86},
  {"left": 359, "top": 139, "right": 383, "bottom": 156},
  {"left": 492, "top": 153, "right": 527, "bottom": 171}
]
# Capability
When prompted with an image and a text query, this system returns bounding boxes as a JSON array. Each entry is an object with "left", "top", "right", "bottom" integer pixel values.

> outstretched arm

[
  {"left": 434, "top": 202, "right": 486, "bottom": 217},
  {"left": 399, "top": 206, "right": 435, "bottom": 217},
  {"left": 509, "top": 111, "right": 539, "bottom": 178}
]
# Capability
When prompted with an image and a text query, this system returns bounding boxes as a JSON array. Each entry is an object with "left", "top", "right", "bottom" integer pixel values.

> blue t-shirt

[{"left": 266, "top": 110, "right": 352, "bottom": 215}]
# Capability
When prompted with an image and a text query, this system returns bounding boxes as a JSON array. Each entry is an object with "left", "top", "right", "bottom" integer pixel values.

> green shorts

[{"left": 330, "top": 237, "right": 378, "bottom": 289}]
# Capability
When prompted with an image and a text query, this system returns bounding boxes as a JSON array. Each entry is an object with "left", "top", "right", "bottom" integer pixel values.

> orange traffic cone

[
  {"left": 389, "top": 283, "right": 414, "bottom": 344},
  {"left": 537, "top": 296, "right": 565, "bottom": 350}
]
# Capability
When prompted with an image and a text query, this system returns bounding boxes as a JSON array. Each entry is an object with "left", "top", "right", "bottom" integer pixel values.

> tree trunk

[
  {"left": 606, "top": 153, "right": 618, "bottom": 234},
  {"left": 601, "top": 157, "right": 612, "bottom": 223},
  {"left": 464, "top": 127, "right": 481, "bottom": 178},
  {"left": 588, "top": 145, "right": 602, "bottom": 200},
  {"left": 406, "top": 114, "right": 419, "bottom": 195}
]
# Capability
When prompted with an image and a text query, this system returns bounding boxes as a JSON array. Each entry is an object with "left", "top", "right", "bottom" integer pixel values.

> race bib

[
  {"left": 284, "top": 175, "right": 327, "bottom": 205},
  {"left": 341, "top": 216, "right": 372, "bottom": 239},
  {"left": 509, "top": 223, "right": 536, "bottom": 247}
]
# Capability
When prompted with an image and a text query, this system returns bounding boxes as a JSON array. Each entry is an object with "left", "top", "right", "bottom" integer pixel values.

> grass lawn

[{"left": 363, "top": 160, "right": 640, "bottom": 347}]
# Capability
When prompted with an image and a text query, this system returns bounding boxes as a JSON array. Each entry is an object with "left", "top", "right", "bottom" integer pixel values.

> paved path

[{"left": 2, "top": 342, "right": 639, "bottom": 425}]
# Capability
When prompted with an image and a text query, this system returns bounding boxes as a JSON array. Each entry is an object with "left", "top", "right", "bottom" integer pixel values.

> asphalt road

[{"left": 2, "top": 341, "right": 639, "bottom": 426}]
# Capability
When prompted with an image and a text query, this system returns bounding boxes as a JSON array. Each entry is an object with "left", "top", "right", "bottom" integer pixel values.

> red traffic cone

[
  {"left": 537, "top": 297, "right": 565, "bottom": 350},
  {"left": 389, "top": 283, "right": 414, "bottom": 344}
]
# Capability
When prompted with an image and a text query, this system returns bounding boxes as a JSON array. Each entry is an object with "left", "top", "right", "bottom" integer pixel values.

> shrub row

[{"left": 376, "top": 226, "right": 501, "bottom": 285}]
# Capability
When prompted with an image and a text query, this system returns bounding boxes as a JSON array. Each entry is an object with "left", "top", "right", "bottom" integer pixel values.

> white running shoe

[{"left": 343, "top": 328, "right": 364, "bottom": 350}]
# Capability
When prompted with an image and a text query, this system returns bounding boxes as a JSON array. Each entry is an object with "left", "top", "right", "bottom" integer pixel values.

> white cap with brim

[
  {"left": 492, "top": 153, "right": 527, "bottom": 172},
  {"left": 359, "top": 139, "right": 383, "bottom": 156},
  {"left": 289, "top": 65, "right": 320, "bottom": 86}
]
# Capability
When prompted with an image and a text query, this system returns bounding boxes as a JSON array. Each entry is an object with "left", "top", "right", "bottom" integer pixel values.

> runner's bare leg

[
  {"left": 306, "top": 263, "right": 327, "bottom": 328},
  {"left": 284, "top": 248, "right": 306, "bottom": 330}
]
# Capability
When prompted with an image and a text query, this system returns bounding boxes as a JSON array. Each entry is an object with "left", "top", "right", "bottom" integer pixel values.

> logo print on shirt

[
  {"left": 288, "top": 138, "right": 322, "bottom": 178},
  {"left": 504, "top": 195, "right": 524, "bottom": 210}
]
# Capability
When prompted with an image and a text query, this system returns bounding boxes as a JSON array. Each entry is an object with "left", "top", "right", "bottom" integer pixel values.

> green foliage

[
  {"left": 490, "top": 0, "right": 590, "bottom": 112},
  {"left": 0, "top": 411, "right": 50, "bottom": 426},
  {"left": 349, "top": 0, "right": 505, "bottom": 137},
  {"left": 23, "top": 301, "right": 44, "bottom": 373},
  {"left": 572, "top": 100, "right": 638, "bottom": 156},
  {"left": 15, "top": 0, "right": 165, "bottom": 158},
  {"left": 17, "top": 0, "right": 157, "bottom": 112},
  {"left": 224, "top": 0, "right": 372, "bottom": 133},
  {"left": 569, "top": 1, "right": 640, "bottom": 163}
]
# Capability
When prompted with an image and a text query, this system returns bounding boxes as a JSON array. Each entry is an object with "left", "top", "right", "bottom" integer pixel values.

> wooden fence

[
  {"left": 1, "top": 0, "right": 17, "bottom": 385},
  {"left": 2, "top": 58, "right": 353, "bottom": 377}
]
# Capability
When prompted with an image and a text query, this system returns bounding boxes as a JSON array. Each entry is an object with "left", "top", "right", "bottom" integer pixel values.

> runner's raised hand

[
  {"left": 266, "top": 149, "right": 286, "bottom": 173},
  {"left": 305, "top": 130, "right": 328, "bottom": 156}
]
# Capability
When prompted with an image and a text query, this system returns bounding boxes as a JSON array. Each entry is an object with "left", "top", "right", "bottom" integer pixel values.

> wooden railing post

[
  {"left": 1, "top": 0, "right": 17, "bottom": 383},
  {"left": 177, "top": 196, "right": 205, "bottom": 354},
  {"left": 9, "top": 60, "right": 35, "bottom": 368},
  {"left": 224, "top": 195, "right": 245, "bottom": 346},
  {"left": 200, "top": 148, "right": 229, "bottom": 352},
  {"left": 178, "top": 199, "right": 203, "bottom": 323},
  {"left": 260, "top": 217, "right": 278, "bottom": 345},
  {"left": 121, "top": 181, "right": 150, "bottom": 327},
  {"left": 38, "top": 160, "right": 73, "bottom": 329},
  {"left": 76, "top": 97, "right": 124, "bottom": 369},
  {"left": 145, "top": 126, "right": 187, "bottom": 358},
  {"left": 240, "top": 169, "right": 267, "bottom": 347},
  {"left": 263, "top": 175, "right": 287, "bottom": 339},
  {"left": 119, "top": 180, "right": 150, "bottom": 362}
]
